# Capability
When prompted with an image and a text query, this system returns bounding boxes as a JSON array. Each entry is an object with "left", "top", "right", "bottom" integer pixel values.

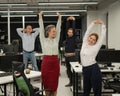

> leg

[
  {"left": 45, "top": 90, "right": 51, "bottom": 96},
  {"left": 52, "top": 91, "right": 57, "bottom": 96},
  {"left": 23, "top": 51, "right": 28, "bottom": 69},
  {"left": 65, "top": 60, "right": 72, "bottom": 86},
  {"left": 67, "top": 61, "right": 72, "bottom": 84},
  {"left": 65, "top": 57, "right": 69, "bottom": 77},
  {"left": 83, "top": 67, "right": 92, "bottom": 96},
  {"left": 91, "top": 64, "right": 102, "bottom": 96},
  {"left": 30, "top": 52, "right": 38, "bottom": 71}
]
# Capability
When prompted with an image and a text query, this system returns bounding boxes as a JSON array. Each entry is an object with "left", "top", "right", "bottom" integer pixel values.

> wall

[
  {"left": 87, "top": 1, "right": 120, "bottom": 49},
  {"left": 108, "top": 1, "right": 120, "bottom": 49},
  {"left": 87, "top": 11, "right": 107, "bottom": 45}
]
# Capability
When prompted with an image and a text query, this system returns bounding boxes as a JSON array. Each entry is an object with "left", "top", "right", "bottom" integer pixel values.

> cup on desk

[{"left": 25, "top": 69, "right": 31, "bottom": 74}]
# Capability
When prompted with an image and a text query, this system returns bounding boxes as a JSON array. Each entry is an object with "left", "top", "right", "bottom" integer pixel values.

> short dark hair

[
  {"left": 45, "top": 25, "right": 55, "bottom": 37},
  {"left": 25, "top": 25, "right": 33, "bottom": 29},
  {"left": 68, "top": 28, "right": 73, "bottom": 32}
]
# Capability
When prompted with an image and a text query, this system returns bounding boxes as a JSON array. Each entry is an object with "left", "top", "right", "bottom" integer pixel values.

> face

[
  {"left": 87, "top": 35, "right": 97, "bottom": 46},
  {"left": 48, "top": 27, "right": 56, "bottom": 38},
  {"left": 25, "top": 26, "right": 33, "bottom": 33},
  {"left": 67, "top": 29, "right": 73, "bottom": 37}
]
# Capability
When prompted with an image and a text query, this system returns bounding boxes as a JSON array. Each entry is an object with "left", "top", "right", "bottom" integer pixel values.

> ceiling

[{"left": 0, "top": 0, "right": 118, "bottom": 17}]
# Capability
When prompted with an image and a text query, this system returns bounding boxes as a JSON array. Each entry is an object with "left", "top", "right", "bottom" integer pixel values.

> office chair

[
  {"left": 103, "top": 74, "right": 120, "bottom": 93},
  {"left": 12, "top": 61, "right": 43, "bottom": 96}
]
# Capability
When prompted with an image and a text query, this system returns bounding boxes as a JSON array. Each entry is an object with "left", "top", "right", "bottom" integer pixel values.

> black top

[
  {"left": 65, "top": 36, "right": 76, "bottom": 53},
  {"left": 65, "top": 19, "right": 76, "bottom": 53}
]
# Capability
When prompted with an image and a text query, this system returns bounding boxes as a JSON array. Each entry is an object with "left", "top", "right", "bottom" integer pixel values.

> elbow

[{"left": 16, "top": 28, "right": 19, "bottom": 32}]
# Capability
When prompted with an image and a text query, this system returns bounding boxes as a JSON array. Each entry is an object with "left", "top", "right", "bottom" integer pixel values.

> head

[
  {"left": 45, "top": 25, "right": 56, "bottom": 38},
  {"left": 87, "top": 33, "right": 99, "bottom": 46},
  {"left": 67, "top": 28, "right": 74, "bottom": 37},
  {"left": 25, "top": 25, "right": 33, "bottom": 34}
]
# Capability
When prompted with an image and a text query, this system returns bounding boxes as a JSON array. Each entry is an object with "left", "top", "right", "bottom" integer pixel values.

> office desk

[
  {"left": 0, "top": 52, "right": 43, "bottom": 71},
  {"left": 70, "top": 62, "right": 82, "bottom": 96},
  {"left": 0, "top": 54, "right": 23, "bottom": 71},
  {"left": 112, "top": 94, "right": 120, "bottom": 96},
  {"left": 0, "top": 71, "right": 41, "bottom": 96},
  {"left": 70, "top": 62, "right": 120, "bottom": 96}
]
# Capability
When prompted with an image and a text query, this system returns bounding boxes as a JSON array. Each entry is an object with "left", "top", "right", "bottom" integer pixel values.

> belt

[{"left": 23, "top": 50, "right": 34, "bottom": 53}]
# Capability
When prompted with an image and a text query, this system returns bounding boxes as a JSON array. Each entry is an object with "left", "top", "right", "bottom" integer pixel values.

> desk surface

[
  {"left": 112, "top": 94, "right": 120, "bottom": 96},
  {"left": 0, "top": 52, "right": 43, "bottom": 56},
  {"left": 0, "top": 71, "right": 41, "bottom": 85},
  {"left": 70, "top": 62, "right": 120, "bottom": 73},
  {"left": 70, "top": 62, "right": 82, "bottom": 73}
]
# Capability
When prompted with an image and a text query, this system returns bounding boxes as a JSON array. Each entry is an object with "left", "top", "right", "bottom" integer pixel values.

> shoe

[{"left": 65, "top": 83, "right": 72, "bottom": 87}]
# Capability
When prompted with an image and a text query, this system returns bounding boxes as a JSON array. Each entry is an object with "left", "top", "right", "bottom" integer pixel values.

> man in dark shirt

[{"left": 65, "top": 16, "right": 76, "bottom": 87}]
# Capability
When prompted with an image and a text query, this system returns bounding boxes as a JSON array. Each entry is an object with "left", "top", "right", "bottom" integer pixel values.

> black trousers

[
  {"left": 83, "top": 63, "right": 102, "bottom": 96},
  {"left": 66, "top": 60, "right": 72, "bottom": 84},
  {"left": 65, "top": 56, "right": 76, "bottom": 84}
]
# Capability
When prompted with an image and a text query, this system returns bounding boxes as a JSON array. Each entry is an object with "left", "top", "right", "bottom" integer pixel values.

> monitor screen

[
  {"left": 3, "top": 44, "right": 14, "bottom": 53},
  {"left": 96, "top": 49, "right": 120, "bottom": 63}
]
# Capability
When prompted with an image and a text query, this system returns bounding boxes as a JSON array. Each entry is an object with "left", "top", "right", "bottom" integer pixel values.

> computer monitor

[
  {"left": 3, "top": 44, "right": 13, "bottom": 52},
  {"left": 96, "top": 49, "right": 120, "bottom": 65}
]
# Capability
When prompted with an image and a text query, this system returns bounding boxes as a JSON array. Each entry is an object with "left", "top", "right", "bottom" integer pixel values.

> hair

[
  {"left": 45, "top": 25, "right": 55, "bottom": 37},
  {"left": 89, "top": 33, "right": 99, "bottom": 42},
  {"left": 68, "top": 28, "right": 73, "bottom": 32},
  {"left": 25, "top": 25, "right": 33, "bottom": 29}
]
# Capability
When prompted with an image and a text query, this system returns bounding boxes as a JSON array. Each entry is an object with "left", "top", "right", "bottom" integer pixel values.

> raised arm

[
  {"left": 66, "top": 16, "right": 75, "bottom": 34},
  {"left": 83, "top": 21, "right": 95, "bottom": 43},
  {"left": 38, "top": 11, "right": 45, "bottom": 45},
  {"left": 16, "top": 28, "right": 24, "bottom": 38},
  {"left": 55, "top": 12, "right": 62, "bottom": 42},
  {"left": 33, "top": 28, "right": 39, "bottom": 37},
  {"left": 96, "top": 21, "right": 106, "bottom": 46}
]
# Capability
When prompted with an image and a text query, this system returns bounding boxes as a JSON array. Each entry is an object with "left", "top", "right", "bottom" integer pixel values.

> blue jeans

[{"left": 23, "top": 51, "right": 38, "bottom": 71}]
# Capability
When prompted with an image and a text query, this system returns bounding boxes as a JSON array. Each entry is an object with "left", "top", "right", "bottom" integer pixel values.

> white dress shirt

[
  {"left": 80, "top": 22, "right": 106, "bottom": 67},
  {"left": 39, "top": 17, "right": 61, "bottom": 55}
]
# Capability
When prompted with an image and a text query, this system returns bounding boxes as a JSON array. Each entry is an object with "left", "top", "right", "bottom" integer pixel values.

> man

[
  {"left": 17, "top": 25, "right": 39, "bottom": 71},
  {"left": 65, "top": 16, "right": 76, "bottom": 87}
]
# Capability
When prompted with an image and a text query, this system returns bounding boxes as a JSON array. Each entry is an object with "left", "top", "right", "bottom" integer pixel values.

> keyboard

[{"left": 0, "top": 72, "right": 12, "bottom": 77}]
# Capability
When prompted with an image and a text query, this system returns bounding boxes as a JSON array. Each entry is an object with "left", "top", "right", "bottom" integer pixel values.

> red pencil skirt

[{"left": 41, "top": 55, "right": 60, "bottom": 91}]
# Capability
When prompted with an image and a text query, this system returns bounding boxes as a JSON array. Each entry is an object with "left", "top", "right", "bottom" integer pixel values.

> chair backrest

[{"left": 12, "top": 61, "right": 34, "bottom": 96}]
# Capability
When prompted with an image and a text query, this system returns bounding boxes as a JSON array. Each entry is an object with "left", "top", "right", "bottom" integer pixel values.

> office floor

[{"left": 0, "top": 64, "right": 115, "bottom": 96}]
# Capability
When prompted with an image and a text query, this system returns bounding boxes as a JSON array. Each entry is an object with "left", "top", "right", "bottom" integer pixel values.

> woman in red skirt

[{"left": 39, "top": 11, "right": 62, "bottom": 96}]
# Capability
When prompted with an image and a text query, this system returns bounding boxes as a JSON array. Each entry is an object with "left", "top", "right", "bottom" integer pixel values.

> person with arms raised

[{"left": 39, "top": 11, "right": 62, "bottom": 96}]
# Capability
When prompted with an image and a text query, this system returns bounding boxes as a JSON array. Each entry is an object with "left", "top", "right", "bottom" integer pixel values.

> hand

[
  {"left": 38, "top": 11, "right": 43, "bottom": 18},
  {"left": 67, "top": 16, "right": 75, "bottom": 21},
  {"left": 23, "top": 29, "right": 26, "bottom": 32},
  {"left": 71, "top": 16, "right": 75, "bottom": 20},
  {"left": 56, "top": 12, "right": 62, "bottom": 19},
  {"left": 56, "top": 12, "right": 61, "bottom": 17},
  {"left": 93, "top": 20, "right": 104, "bottom": 24}
]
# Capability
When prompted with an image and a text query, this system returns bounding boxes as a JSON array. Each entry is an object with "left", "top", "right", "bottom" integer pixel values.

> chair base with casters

[
  {"left": 103, "top": 74, "right": 120, "bottom": 93},
  {"left": 12, "top": 61, "right": 44, "bottom": 96}
]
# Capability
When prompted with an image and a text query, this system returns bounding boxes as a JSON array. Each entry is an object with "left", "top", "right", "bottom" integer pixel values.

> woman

[
  {"left": 39, "top": 11, "right": 61, "bottom": 96},
  {"left": 80, "top": 20, "right": 106, "bottom": 96}
]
